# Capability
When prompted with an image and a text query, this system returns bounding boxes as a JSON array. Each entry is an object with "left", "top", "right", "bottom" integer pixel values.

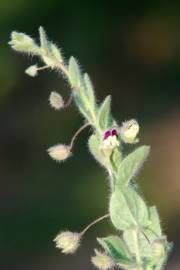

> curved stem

[
  {"left": 69, "top": 122, "right": 91, "bottom": 150},
  {"left": 80, "top": 214, "right": 109, "bottom": 236},
  {"left": 64, "top": 93, "right": 73, "bottom": 108},
  {"left": 37, "top": 65, "right": 49, "bottom": 71}
]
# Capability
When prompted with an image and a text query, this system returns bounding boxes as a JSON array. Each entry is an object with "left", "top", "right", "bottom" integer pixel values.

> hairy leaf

[
  {"left": 88, "top": 134, "right": 106, "bottom": 167},
  {"left": 117, "top": 145, "right": 150, "bottom": 186},
  {"left": 97, "top": 235, "right": 134, "bottom": 265},
  {"left": 98, "top": 95, "right": 111, "bottom": 130},
  {"left": 68, "top": 56, "right": 81, "bottom": 88},
  {"left": 39, "top": 26, "right": 49, "bottom": 49},
  {"left": 50, "top": 43, "right": 63, "bottom": 63},
  {"left": 84, "top": 73, "right": 96, "bottom": 109},
  {"left": 148, "top": 206, "right": 162, "bottom": 237},
  {"left": 109, "top": 186, "right": 149, "bottom": 231}
]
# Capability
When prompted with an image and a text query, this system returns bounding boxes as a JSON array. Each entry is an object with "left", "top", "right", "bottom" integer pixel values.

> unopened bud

[
  {"left": 25, "top": 65, "right": 38, "bottom": 77},
  {"left": 54, "top": 231, "right": 81, "bottom": 254},
  {"left": 91, "top": 249, "right": 114, "bottom": 270},
  {"left": 151, "top": 239, "right": 166, "bottom": 259},
  {"left": 49, "top": 91, "right": 64, "bottom": 110},
  {"left": 47, "top": 144, "right": 71, "bottom": 161},
  {"left": 9, "top": 31, "right": 40, "bottom": 54},
  {"left": 120, "top": 119, "right": 139, "bottom": 144}
]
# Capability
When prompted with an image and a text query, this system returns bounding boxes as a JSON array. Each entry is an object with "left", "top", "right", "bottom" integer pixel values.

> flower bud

[
  {"left": 120, "top": 119, "right": 139, "bottom": 144},
  {"left": 49, "top": 91, "right": 64, "bottom": 110},
  {"left": 54, "top": 231, "right": 81, "bottom": 254},
  {"left": 25, "top": 65, "right": 38, "bottom": 77},
  {"left": 9, "top": 31, "right": 40, "bottom": 54},
  {"left": 151, "top": 239, "right": 166, "bottom": 259},
  {"left": 91, "top": 249, "right": 114, "bottom": 270},
  {"left": 47, "top": 144, "right": 71, "bottom": 161},
  {"left": 101, "top": 129, "right": 119, "bottom": 156}
]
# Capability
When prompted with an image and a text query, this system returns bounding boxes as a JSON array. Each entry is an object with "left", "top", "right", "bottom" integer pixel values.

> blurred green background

[{"left": 0, "top": 0, "right": 180, "bottom": 269}]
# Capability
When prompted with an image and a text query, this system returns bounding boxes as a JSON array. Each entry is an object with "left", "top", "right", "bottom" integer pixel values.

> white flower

[
  {"left": 101, "top": 129, "right": 119, "bottom": 156},
  {"left": 49, "top": 91, "right": 64, "bottom": 110},
  {"left": 54, "top": 231, "right": 81, "bottom": 254},
  {"left": 91, "top": 249, "right": 114, "bottom": 270},
  {"left": 47, "top": 144, "right": 71, "bottom": 161},
  {"left": 120, "top": 119, "right": 139, "bottom": 144},
  {"left": 25, "top": 65, "right": 38, "bottom": 77}
]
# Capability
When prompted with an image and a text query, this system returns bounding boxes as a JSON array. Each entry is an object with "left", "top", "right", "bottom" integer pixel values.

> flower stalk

[{"left": 9, "top": 27, "right": 172, "bottom": 270}]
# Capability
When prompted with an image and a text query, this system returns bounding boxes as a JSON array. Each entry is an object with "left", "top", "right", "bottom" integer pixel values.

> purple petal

[
  {"left": 103, "top": 130, "right": 111, "bottom": 140},
  {"left": 112, "top": 129, "right": 118, "bottom": 137}
]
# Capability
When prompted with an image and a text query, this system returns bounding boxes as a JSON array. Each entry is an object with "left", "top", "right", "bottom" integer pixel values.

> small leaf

[
  {"left": 88, "top": 133, "right": 106, "bottom": 167},
  {"left": 74, "top": 94, "right": 90, "bottom": 119},
  {"left": 109, "top": 186, "right": 149, "bottom": 231},
  {"left": 68, "top": 56, "right": 81, "bottom": 88},
  {"left": 117, "top": 145, "right": 150, "bottom": 186},
  {"left": 123, "top": 229, "right": 154, "bottom": 259},
  {"left": 97, "top": 235, "right": 133, "bottom": 264},
  {"left": 147, "top": 206, "right": 162, "bottom": 237},
  {"left": 50, "top": 43, "right": 63, "bottom": 63},
  {"left": 98, "top": 95, "right": 111, "bottom": 130},
  {"left": 84, "top": 73, "right": 96, "bottom": 108},
  {"left": 43, "top": 45, "right": 63, "bottom": 66},
  {"left": 39, "top": 26, "right": 49, "bottom": 49},
  {"left": 42, "top": 55, "right": 56, "bottom": 66}
]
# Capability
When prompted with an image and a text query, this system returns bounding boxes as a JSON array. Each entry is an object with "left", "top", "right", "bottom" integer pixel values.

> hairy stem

[
  {"left": 132, "top": 230, "right": 141, "bottom": 265},
  {"left": 69, "top": 122, "right": 91, "bottom": 150},
  {"left": 80, "top": 214, "right": 109, "bottom": 236}
]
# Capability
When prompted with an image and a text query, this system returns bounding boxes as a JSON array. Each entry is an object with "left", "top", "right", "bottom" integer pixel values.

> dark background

[{"left": 0, "top": 1, "right": 180, "bottom": 269}]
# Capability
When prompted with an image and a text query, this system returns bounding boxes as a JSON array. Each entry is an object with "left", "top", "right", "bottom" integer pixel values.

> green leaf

[
  {"left": 39, "top": 26, "right": 49, "bottom": 49},
  {"left": 97, "top": 235, "right": 134, "bottom": 264},
  {"left": 117, "top": 145, "right": 150, "bottom": 186},
  {"left": 110, "top": 148, "right": 122, "bottom": 173},
  {"left": 147, "top": 206, "right": 162, "bottom": 237},
  {"left": 109, "top": 186, "right": 149, "bottom": 231},
  {"left": 68, "top": 56, "right": 81, "bottom": 88},
  {"left": 84, "top": 73, "right": 95, "bottom": 108},
  {"left": 88, "top": 133, "right": 106, "bottom": 167},
  {"left": 123, "top": 229, "right": 154, "bottom": 260},
  {"left": 49, "top": 43, "right": 63, "bottom": 63},
  {"left": 98, "top": 95, "right": 111, "bottom": 130},
  {"left": 73, "top": 95, "right": 90, "bottom": 120}
]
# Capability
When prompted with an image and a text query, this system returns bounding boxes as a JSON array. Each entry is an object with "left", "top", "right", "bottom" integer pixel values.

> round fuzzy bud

[
  {"left": 25, "top": 65, "right": 38, "bottom": 77},
  {"left": 91, "top": 249, "right": 114, "bottom": 270},
  {"left": 47, "top": 144, "right": 71, "bottom": 161},
  {"left": 120, "top": 119, "right": 139, "bottom": 144},
  {"left": 49, "top": 91, "right": 64, "bottom": 110},
  {"left": 54, "top": 231, "right": 81, "bottom": 254}
]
